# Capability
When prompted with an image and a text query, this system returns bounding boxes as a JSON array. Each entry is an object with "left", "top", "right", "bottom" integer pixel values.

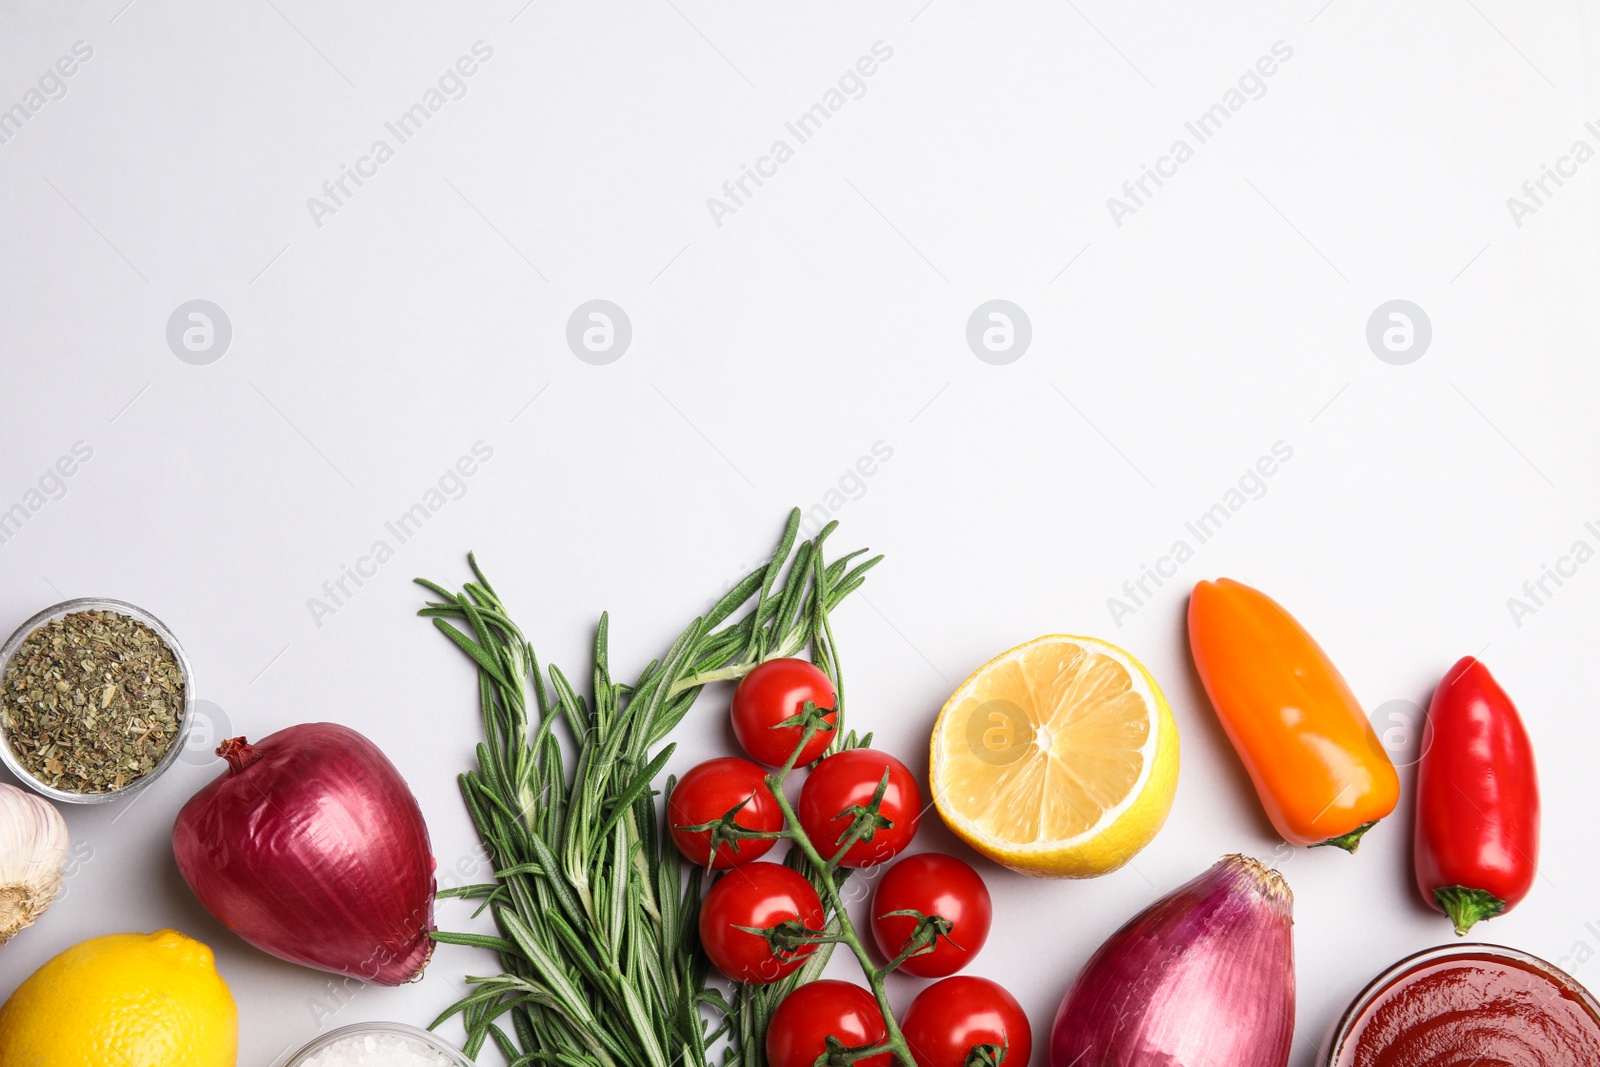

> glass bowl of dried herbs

[{"left": 0, "top": 598, "right": 195, "bottom": 804}]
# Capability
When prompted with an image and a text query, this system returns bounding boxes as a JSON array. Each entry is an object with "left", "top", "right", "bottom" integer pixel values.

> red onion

[
  {"left": 172, "top": 723, "right": 437, "bottom": 985},
  {"left": 1051, "top": 854, "right": 1295, "bottom": 1067}
]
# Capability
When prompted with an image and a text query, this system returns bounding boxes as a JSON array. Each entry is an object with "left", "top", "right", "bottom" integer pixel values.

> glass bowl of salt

[{"left": 281, "top": 1023, "right": 475, "bottom": 1067}]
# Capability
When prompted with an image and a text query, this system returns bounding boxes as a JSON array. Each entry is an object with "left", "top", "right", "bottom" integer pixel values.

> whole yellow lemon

[{"left": 0, "top": 929, "right": 237, "bottom": 1067}]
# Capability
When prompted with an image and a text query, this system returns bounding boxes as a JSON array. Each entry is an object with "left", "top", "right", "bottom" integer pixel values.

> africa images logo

[
  {"left": 0, "top": 41, "right": 93, "bottom": 148},
  {"left": 305, "top": 42, "right": 494, "bottom": 229},
  {"left": 705, "top": 41, "right": 894, "bottom": 228},
  {"left": 1105, "top": 40, "right": 1294, "bottom": 228},
  {"left": 1106, "top": 441, "right": 1295, "bottom": 627}
]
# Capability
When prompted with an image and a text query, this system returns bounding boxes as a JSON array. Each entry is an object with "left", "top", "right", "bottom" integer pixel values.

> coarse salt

[{"left": 298, "top": 1031, "right": 462, "bottom": 1067}]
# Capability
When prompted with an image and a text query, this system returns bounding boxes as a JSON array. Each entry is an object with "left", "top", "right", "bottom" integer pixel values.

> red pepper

[{"left": 1413, "top": 657, "right": 1540, "bottom": 936}]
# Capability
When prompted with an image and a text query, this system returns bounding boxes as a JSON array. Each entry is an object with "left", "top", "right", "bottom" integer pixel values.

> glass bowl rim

[
  {"left": 279, "top": 1021, "right": 475, "bottom": 1066},
  {"left": 1325, "top": 941, "right": 1600, "bottom": 1064},
  {"left": 0, "top": 597, "right": 196, "bottom": 804}
]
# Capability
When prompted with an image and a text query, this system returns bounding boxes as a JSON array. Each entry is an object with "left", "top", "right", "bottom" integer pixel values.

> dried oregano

[{"left": 1, "top": 610, "right": 184, "bottom": 793}]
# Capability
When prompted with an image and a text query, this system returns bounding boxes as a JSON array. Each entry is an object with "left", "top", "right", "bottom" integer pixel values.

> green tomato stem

[
  {"left": 877, "top": 913, "right": 950, "bottom": 975},
  {"left": 767, "top": 721, "right": 915, "bottom": 1067}
]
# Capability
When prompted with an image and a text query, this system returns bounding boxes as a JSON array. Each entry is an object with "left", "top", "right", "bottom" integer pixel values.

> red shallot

[
  {"left": 1051, "top": 854, "right": 1295, "bottom": 1067},
  {"left": 172, "top": 723, "right": 436, "bottom": 985}
]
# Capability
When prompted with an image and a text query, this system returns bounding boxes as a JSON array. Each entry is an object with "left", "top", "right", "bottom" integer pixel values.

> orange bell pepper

[{"left": 1187, "top": 578, "right": 1399, "bottom": 851}]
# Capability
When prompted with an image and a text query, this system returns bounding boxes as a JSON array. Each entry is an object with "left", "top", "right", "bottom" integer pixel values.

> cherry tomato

[
  {"left": 901, "top": 976, "right": 1032, "bottom": 1067},
  {"left": 698, "top": 862, "right": 824, "bottom": 985},
  {"left": 668, "top": 758, "right": 782, "bottom": 870},
  {"left": 798, "top": 749, "right": 922, "bottom": 868},
  {"left": 870, "top": 853, "right": 992, "bottom": 977},
  {"left": 731, "top": 658, "right": 838, "bottom": 767},
  {"left": 765, "top": 980, "right": 891, "bottom": 1067}
]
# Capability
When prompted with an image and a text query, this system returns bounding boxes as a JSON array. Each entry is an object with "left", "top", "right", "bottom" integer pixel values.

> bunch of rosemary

[{"left": 419, "top": 512, "right": 881, "bottom": 1066}]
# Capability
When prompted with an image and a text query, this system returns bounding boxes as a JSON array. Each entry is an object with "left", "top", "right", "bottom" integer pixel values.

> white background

[{"left": 4, "top": 1, "right": 1600, "bottom": 1064}]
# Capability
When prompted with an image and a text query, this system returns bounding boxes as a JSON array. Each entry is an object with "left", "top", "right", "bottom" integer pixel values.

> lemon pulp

[{"left": 930, "top": 635, "right": 1179, "bottom": 878}]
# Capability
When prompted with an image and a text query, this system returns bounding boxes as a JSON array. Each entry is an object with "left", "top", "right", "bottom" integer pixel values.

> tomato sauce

[{"left": 1334, "top": 950, "right": 1600, "bottom": 1067}]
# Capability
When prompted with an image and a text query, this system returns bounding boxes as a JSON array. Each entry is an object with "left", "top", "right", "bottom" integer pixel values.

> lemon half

[{"left": 930, "top": 634, "right": 1179, "bottom": 878}]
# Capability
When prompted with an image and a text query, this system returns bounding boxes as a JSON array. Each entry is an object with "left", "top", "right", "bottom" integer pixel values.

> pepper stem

[
  {"left": 1314, "top": 820, "right": 1378, "bottom": 854},
  {"left": 217, "top": 737, "right": 263, "bottom": 775},
  {"left": 1433, "top": 885, "right": 1506, "bottom": 936}
]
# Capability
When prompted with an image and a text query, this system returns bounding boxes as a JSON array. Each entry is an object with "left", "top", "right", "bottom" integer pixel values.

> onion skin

[
  {"left": 1051, "top": 854, "right": 1295, "bottom": 1067},
  {"left": 172, "top": 723, "right": 437, "bottom": 985}
]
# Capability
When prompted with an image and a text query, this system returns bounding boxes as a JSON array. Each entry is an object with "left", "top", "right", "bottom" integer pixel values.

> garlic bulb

[{"left": 0, "top": 783, "right": 69, "bottom": 945}]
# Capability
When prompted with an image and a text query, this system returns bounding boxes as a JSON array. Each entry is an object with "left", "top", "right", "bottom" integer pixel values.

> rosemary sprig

[{"left": 418, "top": 511, "right": 881, "bottom": 1066}]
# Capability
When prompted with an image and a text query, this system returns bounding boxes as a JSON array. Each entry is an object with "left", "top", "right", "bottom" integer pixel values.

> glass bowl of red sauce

[{"left": 1327, "top": 944, "right": 1600, "bottom": 1066}]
